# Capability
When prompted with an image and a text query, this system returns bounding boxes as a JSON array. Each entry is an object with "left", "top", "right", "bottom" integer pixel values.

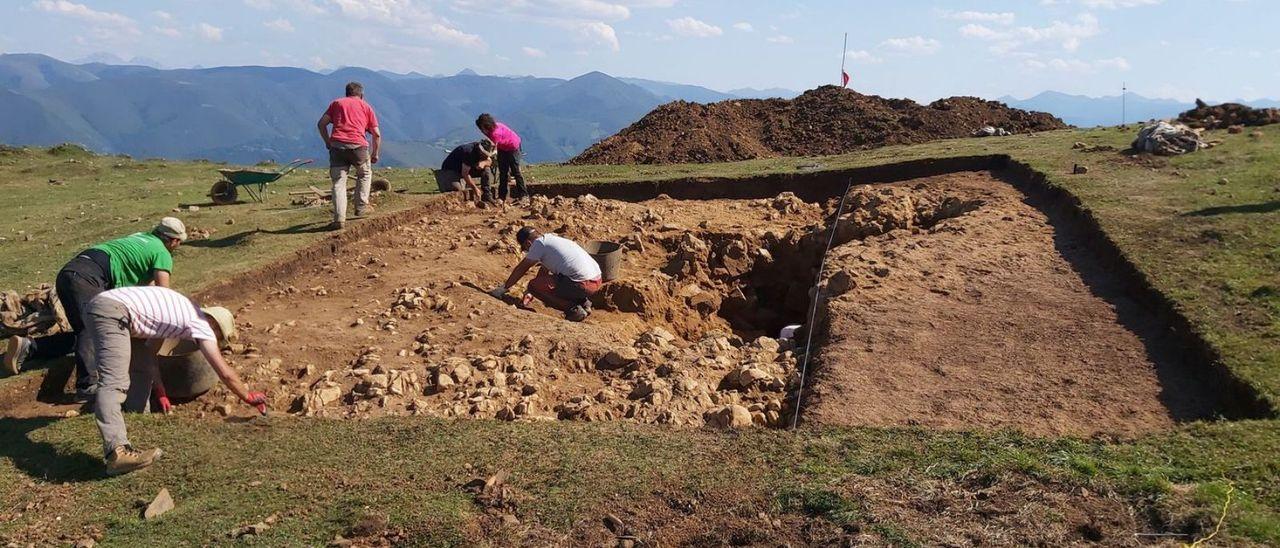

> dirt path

[{"left": 802, "top": 172, "right": 1222, "bottom": 436}]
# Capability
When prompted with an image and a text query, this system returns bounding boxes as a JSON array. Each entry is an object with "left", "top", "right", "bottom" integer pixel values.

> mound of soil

[
  {"left": 1178, "top": 99, "right": 1280, "bottom": 130},
  {"left": 569, "top": 86, "right": 1068, "bottom": 165}
]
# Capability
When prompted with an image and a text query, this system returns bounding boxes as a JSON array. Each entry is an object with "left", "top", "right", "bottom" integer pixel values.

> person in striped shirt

[{"left": 84, "top": 285, "right": 267, "bottom": 475}]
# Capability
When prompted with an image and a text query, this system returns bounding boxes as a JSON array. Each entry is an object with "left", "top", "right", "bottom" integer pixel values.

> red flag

[{"left": 841, "top": 70, "right": 850, "bottom": 87}]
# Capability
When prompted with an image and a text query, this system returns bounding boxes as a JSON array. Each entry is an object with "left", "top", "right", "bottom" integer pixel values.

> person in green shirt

[{"left": 5, "top": 218, "right": 188, "bottom": 399}]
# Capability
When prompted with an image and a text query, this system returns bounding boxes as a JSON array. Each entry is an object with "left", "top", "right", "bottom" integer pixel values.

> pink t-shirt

[
  {"left": 486, "top": 122, "right": 521, "bottom": 152},
  {"left": 325, "top": 97, "right": 378, "bottom": 147}
]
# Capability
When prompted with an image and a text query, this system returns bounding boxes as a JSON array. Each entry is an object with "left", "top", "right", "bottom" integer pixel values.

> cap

[
  {"left": 478, "top": 138, "right": 497, "bottom": 157},
  {"left": 516, "top": 226, "right": 536, "bottom": 246},
  {"left": 201, "top": 306, "right": 237, "bottom": 343},
  {"left": 155, "top": 217, "right": 188, "bottom": 241}
]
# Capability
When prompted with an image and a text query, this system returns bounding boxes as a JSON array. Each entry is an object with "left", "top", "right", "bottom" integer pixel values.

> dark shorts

[
  {"left": 329, "top": 145, "right": 370, "bottom": 168},
  {"left": 434, "top": 168, "right": 491, "bottom": 193}
]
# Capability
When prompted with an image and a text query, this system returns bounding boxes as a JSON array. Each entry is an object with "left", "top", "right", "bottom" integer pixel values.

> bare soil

[
  {"left": 0, "top": 172, "right": 1226, "bottom": 436},
  {"left": 802, "top": 173, "right": 1224, "bottom": 436},
  {"left": 570, "top": 86, "right": 1068, "bottom": 165}
]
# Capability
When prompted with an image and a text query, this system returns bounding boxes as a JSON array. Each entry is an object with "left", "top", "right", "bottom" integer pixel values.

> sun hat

[{"left": 155, "top": 217, "right": 188, "bottom": 241}]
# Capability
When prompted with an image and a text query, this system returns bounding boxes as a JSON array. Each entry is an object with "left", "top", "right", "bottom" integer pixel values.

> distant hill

[
  {"left": 0, "top": 54, "right": 752, "bottom": 166},
  {"left": 728, "top": 87, "right": 800, "bottom": 99},
  {"left": 619, "top": 78, "right": 737, "bottom": 103},
  {"left": 998, "top": 91, "right": 1280, "bottom": 127}
]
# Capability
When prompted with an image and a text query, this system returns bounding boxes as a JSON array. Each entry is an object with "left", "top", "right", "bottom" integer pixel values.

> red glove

[
  {"left": 152, "top": 383, "right": 172, "bottom": 414},
  {"left": 244, "top": 391, "right": 268, "bottom": 415}
]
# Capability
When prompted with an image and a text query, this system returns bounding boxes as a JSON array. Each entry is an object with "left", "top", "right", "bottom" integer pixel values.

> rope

[
  {"left": 790, "top": 178, "right": 854, "bottom": 430},
  {"left": 1184, "top": 481, "right": 1235, "bottom": 548}
]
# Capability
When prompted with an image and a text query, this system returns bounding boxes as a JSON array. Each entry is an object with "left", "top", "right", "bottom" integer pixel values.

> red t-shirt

[{"left": 325, "top": 97, "right": 378, "bottom": 147}]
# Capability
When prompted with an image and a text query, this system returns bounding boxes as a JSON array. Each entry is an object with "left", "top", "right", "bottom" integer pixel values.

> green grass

[{"left": 2, "top": 127, "right": 1280, "bottom": 544}]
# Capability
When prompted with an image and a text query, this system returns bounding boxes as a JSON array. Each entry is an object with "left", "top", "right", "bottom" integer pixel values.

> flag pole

[{"left": 840, "top": 32, "right": 848, "bottom": 86}]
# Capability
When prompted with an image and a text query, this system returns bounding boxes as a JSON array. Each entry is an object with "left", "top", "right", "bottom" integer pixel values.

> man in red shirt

[{"left": 317, "top": 82, "right": 381, "bottom": 230}]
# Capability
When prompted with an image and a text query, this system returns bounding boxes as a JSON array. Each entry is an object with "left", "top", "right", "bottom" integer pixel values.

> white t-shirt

[
  {"left": 99, "top": 286, "right": 217, "bottom": 341},
  {"left": 526, "top": 234, "right": 601, "bottom": 282}
]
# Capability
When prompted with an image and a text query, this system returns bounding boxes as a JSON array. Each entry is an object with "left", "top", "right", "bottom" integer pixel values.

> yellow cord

[{"left": 1184, "top": 482, "right": 1235, "bottom": 548}]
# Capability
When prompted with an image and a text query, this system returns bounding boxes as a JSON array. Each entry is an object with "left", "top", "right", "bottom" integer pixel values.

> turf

[{"left": 2, "top": 127, "right": 1279, "bottom": 544}]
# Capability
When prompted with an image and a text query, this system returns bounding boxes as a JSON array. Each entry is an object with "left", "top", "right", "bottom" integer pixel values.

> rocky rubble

[{"left": 1178, "top": 99, "right": 1280, "bottom": 130}]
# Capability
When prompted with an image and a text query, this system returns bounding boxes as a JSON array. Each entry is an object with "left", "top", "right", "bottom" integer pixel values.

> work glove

[
  {"left": 157, "top": 395, "right": 172, "bottom": 415},
  {"left": 488, "top": 285, "right": 508, "bottom": 298},
  {"left": 244, "top": 391, "right": 268, "bottom": 415}
]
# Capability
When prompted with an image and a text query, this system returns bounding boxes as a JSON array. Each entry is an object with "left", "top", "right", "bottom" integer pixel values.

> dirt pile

[
  {"left": 569, "top": 86, "right": 1068, "bottom": 165},
  {"left": 1178, "top": 99, "right": 1280, "bottom": 130}
]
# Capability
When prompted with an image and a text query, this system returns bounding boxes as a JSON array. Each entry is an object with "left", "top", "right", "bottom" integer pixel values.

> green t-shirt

[{"left": 91, "top": 232, "right": 174, "bottom": 287}]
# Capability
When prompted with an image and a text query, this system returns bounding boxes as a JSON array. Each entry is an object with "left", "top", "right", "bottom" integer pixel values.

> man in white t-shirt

[
  {"left": 490, "top": 227, "right": 603, "bottom": 321},
  {"left": 84, "top": 286, "right": 268, "bottom": 475}
]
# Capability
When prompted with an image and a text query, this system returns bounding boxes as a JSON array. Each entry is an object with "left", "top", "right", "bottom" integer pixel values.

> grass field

[{"left": 2, "top": 126, "right": 1278, "bottom": 545}]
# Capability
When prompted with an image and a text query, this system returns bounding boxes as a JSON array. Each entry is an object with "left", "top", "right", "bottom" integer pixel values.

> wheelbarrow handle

[{"left": 278, "top": 158, "right": 314, "bottom": 176}]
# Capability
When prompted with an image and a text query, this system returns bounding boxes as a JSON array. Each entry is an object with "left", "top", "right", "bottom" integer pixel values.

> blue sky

[{"left": 5, "top": 0, "right": 1277, "bottom": 101}]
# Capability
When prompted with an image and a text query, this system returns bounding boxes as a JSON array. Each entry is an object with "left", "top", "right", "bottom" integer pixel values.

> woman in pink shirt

[{"left": 476, "top": 113, "right": 527, "bottom": 202}]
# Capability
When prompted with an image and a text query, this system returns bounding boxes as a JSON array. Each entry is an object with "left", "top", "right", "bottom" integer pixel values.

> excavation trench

[{"left": 114, "top": 162, "right": 1268, "bottom": 436}]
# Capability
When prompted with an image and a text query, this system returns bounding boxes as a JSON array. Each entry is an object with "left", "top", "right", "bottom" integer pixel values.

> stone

[
  {"left": 600, "top": 347, "right": 639, "bottom": 369},
  {"left": 752, "top": 336, "right": 781, "bottom": 354},
  {"left": 143, "top": 488, "right": 174, "bottom": 520},
  {"left": 451, "top": 363, "right": 473, "bottom": 384},
  {"left": 704, "top": 404, "right": 753, "bottom": 429}
]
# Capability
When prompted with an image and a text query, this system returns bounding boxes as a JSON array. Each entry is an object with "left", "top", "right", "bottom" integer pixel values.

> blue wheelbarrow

[{"left": 208, "top": 158, "right": 313, "bottom": 204}]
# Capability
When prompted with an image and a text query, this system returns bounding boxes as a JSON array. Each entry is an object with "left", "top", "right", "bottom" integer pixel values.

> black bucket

[
  {"left": 156, "top": 338, "right": 219, "bottom": 400},
  {"left": 583, "top": 240, "right": 623, "bottom": 282}
]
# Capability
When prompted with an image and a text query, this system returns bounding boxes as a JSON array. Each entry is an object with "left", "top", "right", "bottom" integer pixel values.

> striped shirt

[{"left": 99, "top": 286, "right": 217, "bottom": 341}]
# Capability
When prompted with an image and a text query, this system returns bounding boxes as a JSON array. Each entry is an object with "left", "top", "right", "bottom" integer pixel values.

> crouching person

[
  {"left": 85, "top": 286, "right": 266, "bottom": 475},
  {"left": 490, "top": 227, "right": 602, "bottom": 322},
  {"left": 435, "top": 139, "right": 496, "bottom": 205}
]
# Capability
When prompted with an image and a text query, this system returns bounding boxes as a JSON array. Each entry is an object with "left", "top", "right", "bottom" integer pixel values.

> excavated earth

[
  {"left": 570, "top": 86, "right": 1068, "bottom": 165},
  {"left": 0, "top": 170, "right": 1230, "bottom": 438}
]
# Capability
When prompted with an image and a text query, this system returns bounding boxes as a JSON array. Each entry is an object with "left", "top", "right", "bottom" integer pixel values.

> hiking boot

[
  {"left": 3, "top": 336, "right": 32, "bottom": 376},
  {"left": 565, "top": 305, "right": 590, "bottom": 322},
  {"left": 105, "top": 444, "right": 163, "bottom": 476},
  {"left": 329, "top": 221, "right": 346, "bottom": 231}
]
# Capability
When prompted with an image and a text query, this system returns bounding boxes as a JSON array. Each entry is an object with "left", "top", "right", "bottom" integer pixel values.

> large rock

[{"left": 704, "top": 404, "right": 753, "bottom": 429}]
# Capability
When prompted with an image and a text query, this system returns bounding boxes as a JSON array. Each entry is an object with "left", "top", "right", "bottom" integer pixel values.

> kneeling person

[
  {"left": 85, "top": 286, "right": 267, "bottom": 475},
  {"left": 490, "top": 227, "right": 602, "bottom": 321},
  {"left": 435, "top": 140, "right": 495, "bottom": 204}
]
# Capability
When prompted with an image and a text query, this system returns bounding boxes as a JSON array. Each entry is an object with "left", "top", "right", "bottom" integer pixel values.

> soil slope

[{"left": 570, "top": 86, "right": 1068, "bottom": 165}]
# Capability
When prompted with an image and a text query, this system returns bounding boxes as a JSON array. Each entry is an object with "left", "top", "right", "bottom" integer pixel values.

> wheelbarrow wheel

[{"left": 209, "top": 180, "right": 238, "bottom": 205}]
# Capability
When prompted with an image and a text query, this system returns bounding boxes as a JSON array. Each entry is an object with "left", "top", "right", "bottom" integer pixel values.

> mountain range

[
  {"left": 2, "top": 53, "right": 1276, "bottom": 166},
  {"left": 999, "top": 91, "right": 1280, "bottom": 128},
  {"left": 0, "top": 53, "right": 798, "bottom": 167}
]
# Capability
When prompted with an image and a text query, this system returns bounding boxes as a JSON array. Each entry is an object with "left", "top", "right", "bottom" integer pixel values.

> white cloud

[
  {"left": 546, "top": 0, "right": 630, "bottom": 21},
  {"left": 329, "top": 0, "right": 487, "bottom": 50},
  {"left": 945, "top": 11, "right": 1015, "bottom": 25},
  {"left": 264, "top": 18, "right": 294, "bottom": 32},
  {"left": 958, "top": 13, "right": 1099, "bottom": 53},
  {"left": 732, "top": 22, "right": 753, "bottom": 32},
  {"left": 844, "top": 49, "right": 883, "bottom": 64},
  {"left": 1080, "top": 0, "right": 1162, "bottom": 8},
  {"left": 766, "top": 35, "right": 793, "bottom": 44},
  {"left": 1022, "top": 56, "right": 1131, "bottom": 73},
  {"left": 571, "top": 20, "right": 620, "bottom": 51},
  {"left": 666, "top": 16, "right": 722, "bottom": 38},
  {"left": 153, "top": 10, "right": 172, "bottom": 20},
  {"left": 32, "top": 0, "right": 133, "bottom": 25},
  {"left": 881, "top": 36, "right": 941, "bottom": 55},
  {"left": 196, "top": 22, "right": 224, "bottom": 41},
  {"left": 522, "top": 46, "right": 546, "bottom": 58},
  {"left": 244, "top": 0, "right": 326, "bottom": 14},
  {"left": 153, "top": 26, "right": 181, "bottom": 38}
]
